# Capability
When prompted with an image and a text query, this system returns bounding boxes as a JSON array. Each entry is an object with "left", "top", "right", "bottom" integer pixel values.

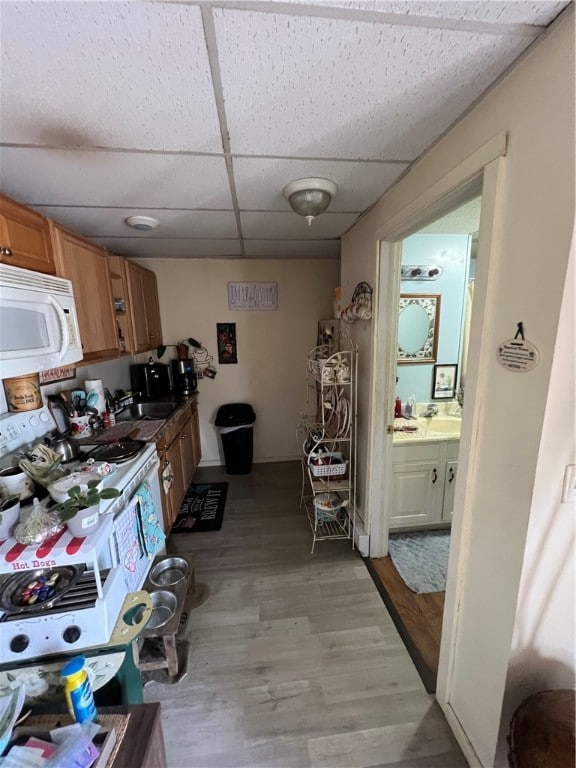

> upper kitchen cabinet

[
  {"left": 0, "top": 194, "right": 55, "bottom": 274},
  {"left": 51, "top": 224, "right": 119, "bottom": 362},
  {"left": 126, "top": 261, "right": 163, "bottom": 353}
]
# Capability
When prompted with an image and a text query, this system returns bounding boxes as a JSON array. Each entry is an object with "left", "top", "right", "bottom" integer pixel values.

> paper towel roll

[{"left": 84, "top": 379, "right": 106, "bottom": 415}]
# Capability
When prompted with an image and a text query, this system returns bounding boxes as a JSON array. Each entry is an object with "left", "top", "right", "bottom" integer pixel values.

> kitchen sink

[{"left": 115, "top": 400, "right": 180, "bottom": 422}]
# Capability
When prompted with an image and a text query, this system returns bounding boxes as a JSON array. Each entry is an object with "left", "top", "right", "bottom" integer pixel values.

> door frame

[{"left": 366, "top": 134, "right": 507, "bottom": 766}]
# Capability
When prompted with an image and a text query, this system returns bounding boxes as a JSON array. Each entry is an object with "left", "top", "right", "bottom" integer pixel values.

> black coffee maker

[
  {"left": 130, "top": 362, "right": 172, "bottom": 400},
  {"left": 171, "top": 359, "right": 197, "bottom": 395}
]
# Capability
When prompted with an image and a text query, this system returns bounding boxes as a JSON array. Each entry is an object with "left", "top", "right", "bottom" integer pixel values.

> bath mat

[
  {"left": 388, "top": 531, "right": 450, "bottom": 594},
  {"left": 171, "top": 483, "right": 228, "bottom": 533}
]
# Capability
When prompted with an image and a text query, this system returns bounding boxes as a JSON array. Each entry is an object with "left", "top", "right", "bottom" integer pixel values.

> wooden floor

[
  {"left": 365, "top": 557, "right": 445, "bottom": 694},
  {"left": 145, "top": 462, "right": 466, "bottom": 768}
]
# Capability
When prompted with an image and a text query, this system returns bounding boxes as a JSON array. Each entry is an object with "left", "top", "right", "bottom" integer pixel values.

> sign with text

[{"left": 227, "top": 282, "right": 278, "bottom": 311}]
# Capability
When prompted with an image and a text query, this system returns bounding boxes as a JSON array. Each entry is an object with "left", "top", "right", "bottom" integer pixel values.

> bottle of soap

[
  {"left": 395, "top": 396, "right": 402, "bottom": 418},
  {"left": 405, "top": 395, "right": 416, "bottom": 418}
]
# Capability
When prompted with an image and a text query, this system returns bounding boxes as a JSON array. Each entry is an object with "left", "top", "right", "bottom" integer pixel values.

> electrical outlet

[{"left": 561, "top": 464, "right": 576, "bottom": 503}]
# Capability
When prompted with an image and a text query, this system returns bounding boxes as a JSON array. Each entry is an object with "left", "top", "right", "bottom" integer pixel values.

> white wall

[
  {"left": 341, "top": 10, "right": 574, "bottom": 767},
  {"left": 495, "top": 237, "right": 575, "bottom": 765},
  {"left": 138, "top": 258, "right": 339, "bottom": 464}
]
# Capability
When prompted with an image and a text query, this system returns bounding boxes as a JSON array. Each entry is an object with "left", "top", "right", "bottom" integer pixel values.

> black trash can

[{"left": 215, "top": 403, "right": 256, "bottom": 474}]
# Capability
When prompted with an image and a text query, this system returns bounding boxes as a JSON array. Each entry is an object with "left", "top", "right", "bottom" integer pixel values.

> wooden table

[{"left": 102, "top": 704, "right": 167, "bottom": 768}]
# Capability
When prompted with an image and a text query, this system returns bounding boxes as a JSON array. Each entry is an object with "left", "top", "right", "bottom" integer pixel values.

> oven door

[{"left": 110, "top": 463, "right": 165, "bottom": 593}]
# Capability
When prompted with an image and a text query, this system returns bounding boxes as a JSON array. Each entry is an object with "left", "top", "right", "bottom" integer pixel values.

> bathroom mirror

[{"left": 397, "top": 294, "right": 441, "bottom": 364}]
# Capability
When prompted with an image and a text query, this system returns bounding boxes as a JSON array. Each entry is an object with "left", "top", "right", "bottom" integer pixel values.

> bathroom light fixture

[
  {"left": 283, "top": 177, "right": 337, "bottom": 226},
  {"left": 124, "top": 215, "right": 159, "bottom": 231}
]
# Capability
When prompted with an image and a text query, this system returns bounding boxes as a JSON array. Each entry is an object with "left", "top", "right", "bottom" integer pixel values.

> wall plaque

[
  {"left": 227, "top": 282, "right": 278, "bottom": 311},
  {"left": 497, "top": 338, "right": 540, "bottom": 372}
]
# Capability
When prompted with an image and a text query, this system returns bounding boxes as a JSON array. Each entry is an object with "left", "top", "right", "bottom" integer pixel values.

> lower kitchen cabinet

[
  {"left": 390, "top": 440, "right": 459, "bottom": 530},
  {"left": 156, "top": 399, "right": 201, "bottom": 531}
]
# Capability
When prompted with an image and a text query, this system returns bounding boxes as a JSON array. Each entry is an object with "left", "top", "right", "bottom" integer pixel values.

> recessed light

[{"left": 124, "top": 215, "right": 159, "bottom": 231}]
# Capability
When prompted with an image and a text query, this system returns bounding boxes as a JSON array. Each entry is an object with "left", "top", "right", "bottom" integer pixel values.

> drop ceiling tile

[
  {"left": 34, "top": 207, "right": 238, "bottom": 239},
  {"left": 241, "top": 212, "right": 358, "bottom": 239},
  {"left": 244, "top": 240, "right": 340, "bottom": 259},
  {"left": 0, "top": 2, "right": 222, "bottom": 151},
  {"left": 234, "top": 157, "right": 406, "bottom": 211},
  {"left": 266, "top": 0, "right": 568, "bottom": 26},
  {"left": 214, "top": 9, "right": 529, "bottom": 160},
  {"left": 0, "top": 149, "right": 233, "bottom": 209},
  {"left": 90, "top": 238, "right": 242, "bottom": 259}
]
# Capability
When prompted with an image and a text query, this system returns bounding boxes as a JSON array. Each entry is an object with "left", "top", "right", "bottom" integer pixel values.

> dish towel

[{"left": 135, "top": 479, "right": 165, "bottom": 558}]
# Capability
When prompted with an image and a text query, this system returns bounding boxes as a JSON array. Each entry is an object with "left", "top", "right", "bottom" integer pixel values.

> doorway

[{"left": 368, "top": 196, "right": 480, "bottom": 691}]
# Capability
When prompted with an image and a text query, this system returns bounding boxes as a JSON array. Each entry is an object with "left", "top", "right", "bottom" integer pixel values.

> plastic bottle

[
  {"left": 61, "top": 656, "right": 97, "bottom": 724},
  {"left": 394, "top": 397, "right": 402, "bottom": 418}
]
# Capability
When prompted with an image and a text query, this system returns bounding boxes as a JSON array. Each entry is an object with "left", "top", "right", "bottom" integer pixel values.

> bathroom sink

[
  {"left": 419, "top": 416, "right": 461, "bottom": 436},
  {"left": 115, "top": 401, "right": 180, "bottom": 422}
]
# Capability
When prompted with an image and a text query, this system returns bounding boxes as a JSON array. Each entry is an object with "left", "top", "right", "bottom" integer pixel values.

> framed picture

[
  {"left": 432, "top": 363, "right": 458, "bottom": 400},
  {"left": 217, "top": 323, "right": 237, "bottom": 364}
]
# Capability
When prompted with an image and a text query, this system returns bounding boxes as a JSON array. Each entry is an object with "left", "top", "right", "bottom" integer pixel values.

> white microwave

[{"left": 0, "top": 263, "right": 83, "bottom": 378}]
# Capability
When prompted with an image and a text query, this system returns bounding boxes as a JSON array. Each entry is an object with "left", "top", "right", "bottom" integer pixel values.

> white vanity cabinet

[{"left": 391, "top": 440, "right": 459, "bottom": 529}]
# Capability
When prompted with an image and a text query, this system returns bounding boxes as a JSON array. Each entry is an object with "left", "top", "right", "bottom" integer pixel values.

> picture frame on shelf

[{"left": 432, "top": 363, "right": 458, "bottom": 400}]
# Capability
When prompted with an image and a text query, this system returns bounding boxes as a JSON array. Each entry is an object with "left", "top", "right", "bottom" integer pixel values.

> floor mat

[
  {"left": 388, "top": 530, "right": 450, "bottom": 594},
  {"left": 171, "top": 482, "right": 228, "bottom": 532}
]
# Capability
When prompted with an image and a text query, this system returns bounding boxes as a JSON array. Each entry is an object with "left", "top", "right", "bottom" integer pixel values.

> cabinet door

[
  {"left": 166, "top": 438, "right": 185, "bottom": 527},
  {"left": 126, "top": 261, "right": 163, "bottom": 353},
  {"left": 442, "top": 460, "right": 458, "bottom": 521},
  {"left": 0, "top": 195, "right": 55, "bottom": 274},
  {"left": 51, "top": 225, "right": 119, "bottom": 360},
  {"left": 390, "top": 461, "right": 444, "bottom": 529},
  {"left": 190, "top": 404, "right": 201, "bottom": 475},
  {"left": 178, "top": 415, "right": 195, "bottom": 491},
  {"left": 141, "top": 267, "right": 163, "bottom": 349}
]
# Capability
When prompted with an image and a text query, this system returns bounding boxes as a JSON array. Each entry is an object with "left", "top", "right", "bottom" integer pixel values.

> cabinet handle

[
  {"left": 0, "top": 246, "right": 13, "bottom": 256},
  {"left": 432, "top": 468, "right": 438, "bottom": 484},
  {"left": 448, "top": 467, "right": 455, "bottom": 483}
]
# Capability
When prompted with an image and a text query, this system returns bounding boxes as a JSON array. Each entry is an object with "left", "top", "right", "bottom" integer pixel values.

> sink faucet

[{"left": 421, "top": 403, "right": 439, "bottom": 418}]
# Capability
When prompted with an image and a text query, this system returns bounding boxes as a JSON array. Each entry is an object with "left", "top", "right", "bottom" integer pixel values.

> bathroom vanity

[{"left": 391, "top": 415, "right": 461, "bottom": 529}]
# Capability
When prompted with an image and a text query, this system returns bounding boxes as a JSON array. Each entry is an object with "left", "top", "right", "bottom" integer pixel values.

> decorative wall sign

[
  {"left": 497, "top": 322, "right": 540, "bottom": 373},
  {"left": 217, "top": 323, "right": 238, "bottom": 364},
  {"left": 39, "top": 365, "right": 76, "bottom": 385},
  {"left": 228, "top": 282, "right": 278, "bottom": 311}
]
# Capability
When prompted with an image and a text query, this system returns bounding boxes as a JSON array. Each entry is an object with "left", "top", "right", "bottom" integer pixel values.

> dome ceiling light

[
  {"left": 283, "top": 177, "right": 337, "bottom": 227},
  {"left": 124, "top": 215, "right": 160, "bottom": 231}
]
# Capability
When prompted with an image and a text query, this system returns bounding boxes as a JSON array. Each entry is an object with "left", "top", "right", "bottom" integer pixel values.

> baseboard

[
  {"left": 440, "top": 702, "right": 483, "bottom": 767},
  {"left": 364, "top": 557, "right": 437, "bottom": 694},
  {"left": 354, "top": 519, "right": 370, "bottom": 556},
  {"left": 199, "top": 456, "right": 299, "bottom": 467}
]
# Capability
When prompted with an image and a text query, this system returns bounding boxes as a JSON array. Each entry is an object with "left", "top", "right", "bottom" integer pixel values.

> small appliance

[
  {"left": 171, "top": 359, "right": 197, "bottom": 395},
  {"left": 130, "top": 362, "right": 171, "bottom": 400},
  {"left": 0, "top": 263, "right": 83, "bottom": 377}
]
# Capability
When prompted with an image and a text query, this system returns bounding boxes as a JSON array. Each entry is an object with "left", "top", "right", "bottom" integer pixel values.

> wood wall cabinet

[
  {"left": 51, "top": 224, "right": 119, "bottom": 362},
  {"left": 156, "top": 399, "right": 201, "bottom": 530},
  {"left": 390, "top": 440, "right": 459, "bottom": 530},
  {"left": 0, "top": 194, "right": 55, "bottom": 274},
  {"left": 126, "top": 261, "right": 163, "bottom": 353}
]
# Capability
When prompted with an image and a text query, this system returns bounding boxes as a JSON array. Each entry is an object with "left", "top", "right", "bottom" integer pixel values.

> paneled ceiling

[{"left": 0, "top": 1, "right": 569, "bottom": 260}]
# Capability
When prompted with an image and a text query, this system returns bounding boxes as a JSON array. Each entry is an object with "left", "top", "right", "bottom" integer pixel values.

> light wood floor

[
  {"left": 145, "top": 462, "right": 467, "bottom": 768},
  {"left": 366, "top": 557, "right": 445, "bottom": 694}
]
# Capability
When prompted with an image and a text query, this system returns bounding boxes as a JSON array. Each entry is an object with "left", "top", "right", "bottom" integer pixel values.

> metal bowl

[
  {"left": 146, "top": 590, "right": 178, "bottom": 629},
  {"left": 149, "top": 557, "right": 190, "bottom": 587}
]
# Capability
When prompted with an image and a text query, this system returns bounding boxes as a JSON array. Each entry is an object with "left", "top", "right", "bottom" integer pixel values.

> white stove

[{"left": 0, "top": 406, "right": 164, "bottom": 664}]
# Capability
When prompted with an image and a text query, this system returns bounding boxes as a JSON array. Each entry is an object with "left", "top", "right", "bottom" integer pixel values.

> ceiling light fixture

[
  {"left": 124, "top": 215, "right": 160, "bottom": 231},
  {"left": 283, "top": 177, "right": 337, "bottom": 227}
]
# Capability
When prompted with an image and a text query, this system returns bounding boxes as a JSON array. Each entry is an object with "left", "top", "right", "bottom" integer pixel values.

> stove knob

[
  {"left": 63, "top": 625, "right": 82, "bottom": 644},
  {"left": 10, "top": 634, "right": 30, "bottom": 653}
]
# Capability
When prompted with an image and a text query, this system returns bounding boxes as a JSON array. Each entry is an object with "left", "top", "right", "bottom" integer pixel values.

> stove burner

[{"left": 84, "top": 439, "right": 145, "bottom": 464}]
